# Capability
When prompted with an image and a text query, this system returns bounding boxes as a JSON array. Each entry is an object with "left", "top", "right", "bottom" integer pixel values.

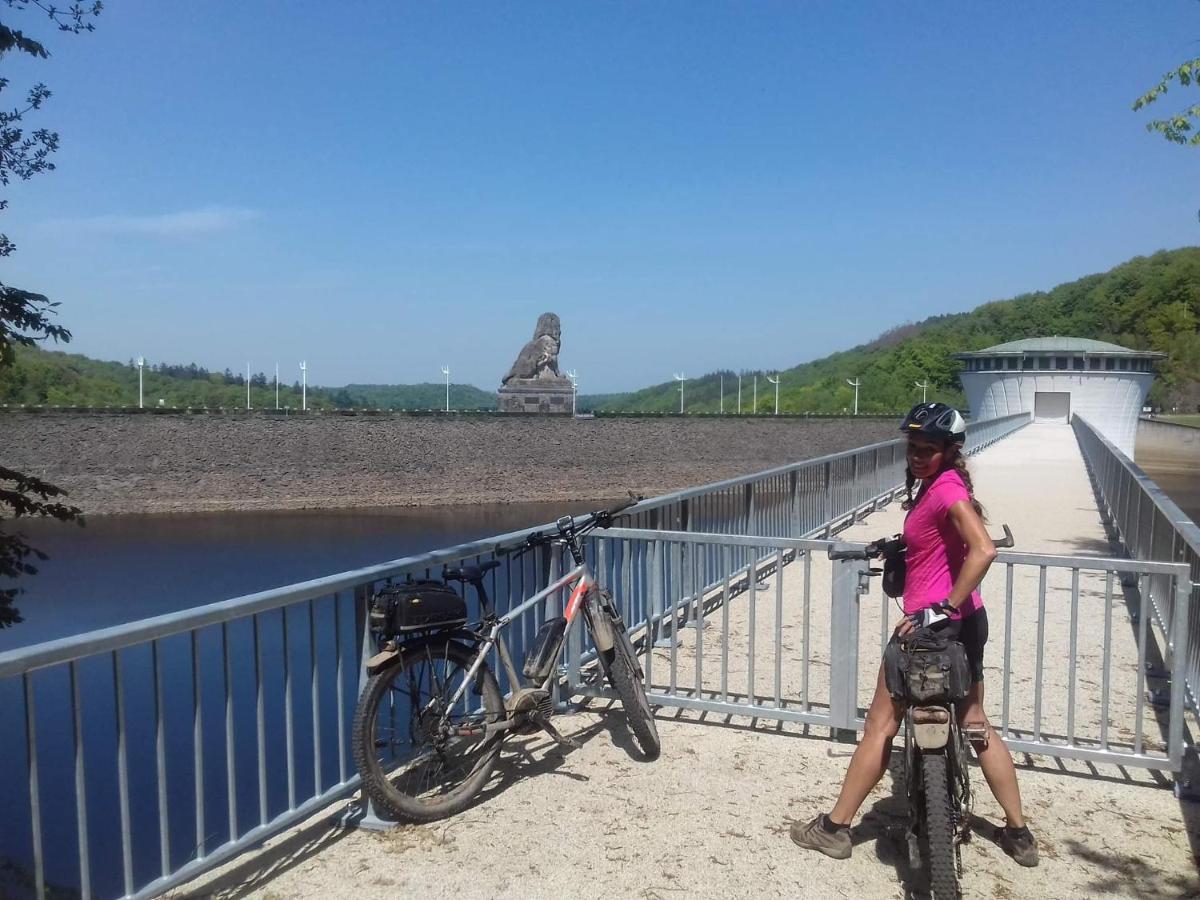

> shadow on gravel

[
  {"left": 1063, "top": 838, "right": 1200, "bottom": 898},
  {"left": 167, "top": 814, "right": 352, "bottom": 900}
]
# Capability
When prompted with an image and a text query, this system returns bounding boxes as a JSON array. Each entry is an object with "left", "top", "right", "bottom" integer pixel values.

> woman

[{"left": 790, "top": 402, "right": 1038, "bottom": 867}]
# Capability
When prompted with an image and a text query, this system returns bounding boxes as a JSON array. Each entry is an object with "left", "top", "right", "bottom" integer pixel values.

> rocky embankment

[{"left": 4, "top": 412, "right": 898, "bottom": 515}]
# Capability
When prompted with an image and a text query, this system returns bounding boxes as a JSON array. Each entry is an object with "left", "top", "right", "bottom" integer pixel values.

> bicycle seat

[{"left": 442, "top": 560, "right": 501, "bottom": 582}]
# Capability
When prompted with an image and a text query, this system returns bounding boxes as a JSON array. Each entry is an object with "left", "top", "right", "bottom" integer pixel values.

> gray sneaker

[
  {"left": 998, "top": 826, "right": 1039, "bottom": 867},
  {"left": 790, "top": 815, "right": 852, "bottom": 859}
]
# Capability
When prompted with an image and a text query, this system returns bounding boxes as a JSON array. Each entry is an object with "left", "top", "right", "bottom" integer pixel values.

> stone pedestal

[{"left": 498, "top": 379, "right": 574, "bottom": 414}]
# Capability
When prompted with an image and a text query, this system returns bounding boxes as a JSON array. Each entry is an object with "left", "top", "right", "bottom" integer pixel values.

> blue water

[{"left": 0, "top": 501, "right": 596, "bottom": 899}]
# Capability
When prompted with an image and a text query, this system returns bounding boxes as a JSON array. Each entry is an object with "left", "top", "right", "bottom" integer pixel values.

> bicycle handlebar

[
  {"left": 496, "top": 492, "right": 644, "bottom": 555},
  {"left": 827, "top": 525, "right": 1014, "bottom": 561}
]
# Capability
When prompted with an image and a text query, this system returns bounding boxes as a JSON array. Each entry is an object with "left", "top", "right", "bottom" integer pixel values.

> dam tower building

[{"left": 954, "top": 337, "right": 1164, "bottom": 456}]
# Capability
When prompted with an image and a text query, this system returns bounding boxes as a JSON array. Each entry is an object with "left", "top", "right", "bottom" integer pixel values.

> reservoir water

[{"left": 0, "top": 500, "right": 600, "bottom": 899}]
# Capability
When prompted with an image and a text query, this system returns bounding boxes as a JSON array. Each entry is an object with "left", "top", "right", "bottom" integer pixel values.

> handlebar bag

[
  {"left": 881, "top": 549, "right": 906, "bottom": 599},
  {"left": 369, "top": 580, "right": 467, "bottom": 633},
  {"left": 883, "top": 634, "right": 970, "bottom": 704}
]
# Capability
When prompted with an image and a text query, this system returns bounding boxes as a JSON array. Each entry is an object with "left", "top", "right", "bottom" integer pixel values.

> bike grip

[{"left": 827, "top": 548, "right": 864, "bottom": 561}]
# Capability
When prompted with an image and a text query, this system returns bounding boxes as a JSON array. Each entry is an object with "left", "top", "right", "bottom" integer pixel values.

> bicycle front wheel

[
  {"left": 602, "top": 606, "right": 661, "bottom": 760},
  {"left": 920, "top": 752, "right": 959, "bottom": 900},
  {"left": 352, "top": 638, "right": 504, "bottom": 822}
]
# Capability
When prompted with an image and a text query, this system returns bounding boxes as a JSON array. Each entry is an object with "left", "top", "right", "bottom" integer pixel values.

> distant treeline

[{"left": 595, "top": 247, "right": 1200, "bottom": 414}]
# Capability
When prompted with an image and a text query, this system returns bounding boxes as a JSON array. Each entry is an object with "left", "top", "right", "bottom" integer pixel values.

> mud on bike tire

[
  {"left": 351, "top": 638, "right": 504, "bottom": 822},
  {"left": 603, "top": 611, "right": 661, "bottom": 760},
  {"left": 920, "top": 752, "right": 959, "bottom": 900}
]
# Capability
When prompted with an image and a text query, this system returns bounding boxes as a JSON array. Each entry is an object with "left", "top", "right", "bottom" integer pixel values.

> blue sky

[{"left": 4, "top": 1, "right": 1199, "bottom": 391}]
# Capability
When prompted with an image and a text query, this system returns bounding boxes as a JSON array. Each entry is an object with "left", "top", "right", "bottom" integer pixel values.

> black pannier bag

[
  {"left": 883, "top": 633, "right": 971, "bottom": 704},
  {"left": 369, "top": 580, "right": 468, "bottom": 634}
]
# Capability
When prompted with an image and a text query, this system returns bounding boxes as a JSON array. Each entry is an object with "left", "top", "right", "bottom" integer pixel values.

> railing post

[
  {"left": 829, "top": 558, "right": 863, "bottom": 740},
  {"left": 823, "top": 461, "right": 833, "bottom": 537},
  {"left": 788, "top": 469, "right": 800, "bottom": 538}
]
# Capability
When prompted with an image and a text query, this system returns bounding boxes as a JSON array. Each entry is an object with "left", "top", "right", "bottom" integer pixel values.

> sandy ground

[{"left": 170, "top": 424, "right": 1200, "bottom": 900}]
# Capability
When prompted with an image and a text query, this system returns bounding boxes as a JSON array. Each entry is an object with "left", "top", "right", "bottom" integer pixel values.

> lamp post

[
  {"left": 566, "top": 369, "right": 578, "bottom": 416},
  {"left": 674, "top": 372, "right": 685, "bottom": 414},
  {"left": 136, "top": 357, "right": 145, "bottom": 409},
  {"left": 753, "top": 375, "right": 758, "bottom": 414},
  {"left": 737, "top": 371, "right": 743, "bottom": 414},
  {"left": 915, "top": 379, "right": 929, "bottom": 403},
  {"left": 767, "top": 373, "right": 780, "bottom": 415},
  {"left": 275, "top": 362, "right": 279, "bottom": 410},
  {"left": 846, "top": 377, "right": 861, "bottom": 415},
  {"left": 300, "top": 361, "right": 307, "bottom": 411},
  {"left": 441, "top": 366, "right": 450, "bottom": 412},
  {"left": 719, "top": 373, "right": 724, "bottom": 414},
  {"left": 246, "top": 362, "right": 251, "bottom": 410}
]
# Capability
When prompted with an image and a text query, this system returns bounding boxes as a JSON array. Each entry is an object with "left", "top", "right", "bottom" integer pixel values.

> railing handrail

[{"left": 1075, "top": 413, "right": 1200, "bottom": 557}]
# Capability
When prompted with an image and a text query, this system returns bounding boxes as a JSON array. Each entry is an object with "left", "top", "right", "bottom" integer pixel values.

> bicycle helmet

[{"left": 900, "top": 402, "right": 966, "bottom": 444}]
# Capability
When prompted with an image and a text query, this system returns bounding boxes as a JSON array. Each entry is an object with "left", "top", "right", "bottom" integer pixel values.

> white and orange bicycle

[{"left": 352, "top": 496, "right": 659, "bottom": 822}]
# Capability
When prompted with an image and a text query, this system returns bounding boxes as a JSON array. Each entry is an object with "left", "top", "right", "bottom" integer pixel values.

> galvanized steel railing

[
  {"left": 1072, "top": 413, "right": 1200, "bottom": 722},
  {"left": 0, "top": 412, "right": 1030, "bottom": 900},
  {"left": 584, "top": 529, "right": 1192, "bottom": 772}
]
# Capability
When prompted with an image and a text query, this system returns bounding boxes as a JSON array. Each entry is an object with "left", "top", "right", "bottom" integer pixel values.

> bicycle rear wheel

[
  {"left": 599, "top": 597, "right": 661, "bottom": 759},
  {"left": 352, "top": 638, "right": 504, "bottom": 822},
  {"left": 920, "top": 752, "right": 959, "bottom": 900}
]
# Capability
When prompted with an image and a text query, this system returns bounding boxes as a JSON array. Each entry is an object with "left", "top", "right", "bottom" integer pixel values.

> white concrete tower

[{"left": 955, "top": 337, "right": 1164, "bottom": 456}]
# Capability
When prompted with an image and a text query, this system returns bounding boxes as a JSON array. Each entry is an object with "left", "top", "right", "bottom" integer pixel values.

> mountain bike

[
  {"left": 829, "top": 525, "right": 1013, "bottom": 900},
  {"left": 351, "top": 495, "right": 660, "bottom": 823}
]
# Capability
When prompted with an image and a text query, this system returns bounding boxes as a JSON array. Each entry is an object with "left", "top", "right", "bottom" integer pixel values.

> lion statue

[{"left": 502, "top": 313, "right": 566, "bottom": 384}]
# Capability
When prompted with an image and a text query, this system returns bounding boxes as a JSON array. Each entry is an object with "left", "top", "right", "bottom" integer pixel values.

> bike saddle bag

[
  {"left": 369, "top": 580, "right": 467, "bottom": 634},
  {"left": 523, "top": 616, "right": 568, "bottom": 681},
  {"left": 884, "top": 637, "right": 971, "bottom": 704}
]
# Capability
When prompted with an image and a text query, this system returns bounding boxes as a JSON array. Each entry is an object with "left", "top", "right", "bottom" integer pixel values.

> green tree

[
  {"left": 1134, "top": 57, "right": 1200, "bottom": 146},
  {"left": 0, "top": 1, "right": 101, "bottom": 627}
]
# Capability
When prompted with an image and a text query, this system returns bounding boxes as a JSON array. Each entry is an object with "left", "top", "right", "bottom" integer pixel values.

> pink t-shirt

[{"left": 901, "top": 467, "right": 983, "bottom": 616}]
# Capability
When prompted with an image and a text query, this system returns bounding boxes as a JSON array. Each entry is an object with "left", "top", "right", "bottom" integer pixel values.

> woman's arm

[{"left": 945, "top": 499, "right": 998, "bottom": 611}]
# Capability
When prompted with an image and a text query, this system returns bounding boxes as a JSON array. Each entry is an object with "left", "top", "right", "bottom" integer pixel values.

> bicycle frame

[{"left": 440, "top": 557, "right": 617, "bottom": 715}]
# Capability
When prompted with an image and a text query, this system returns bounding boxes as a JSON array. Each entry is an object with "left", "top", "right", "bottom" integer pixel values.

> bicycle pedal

[{"left": 533, "top": 714, "right": 581, "bottom": 750}]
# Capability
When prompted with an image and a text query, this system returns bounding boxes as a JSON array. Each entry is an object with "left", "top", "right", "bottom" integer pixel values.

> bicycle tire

[
  {"left": 603, "top": 609, "right": 661, "bottom": 760},
  {"left": 920, "top": 752, "right": 959, "bottom": 900},
  {"left": 352, "top": 638, "right": 504, "bottom": 822}
]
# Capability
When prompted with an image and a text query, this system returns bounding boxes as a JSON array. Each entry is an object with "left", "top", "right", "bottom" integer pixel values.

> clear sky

[{"left": 4, "top": 1, "right": 1199, "bottom": 392}]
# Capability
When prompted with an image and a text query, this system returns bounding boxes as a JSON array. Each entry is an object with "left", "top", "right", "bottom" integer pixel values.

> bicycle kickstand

[{"left": 530, "top": 713, "right": 582, "bottom": 750}]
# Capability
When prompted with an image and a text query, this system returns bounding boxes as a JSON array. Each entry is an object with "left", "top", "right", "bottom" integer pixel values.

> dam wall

[{"left": 1, "top": 411, "right": 897, "bottom": 515}]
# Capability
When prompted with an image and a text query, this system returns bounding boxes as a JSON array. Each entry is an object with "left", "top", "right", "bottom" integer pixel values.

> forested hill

[
  {"left": 597, "top": 247, "right": 1200, "bottom": 414},
  {"left": 0, "top": 350, "right": 498, "bottom": 410}
]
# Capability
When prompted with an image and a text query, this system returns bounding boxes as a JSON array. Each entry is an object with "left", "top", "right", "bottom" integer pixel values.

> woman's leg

[
  {"left": 958, "top": 681, "right": 1026, "bottom": 828},
  {"left": 829, "top": 664, "right": 904, "bottom": 825}
]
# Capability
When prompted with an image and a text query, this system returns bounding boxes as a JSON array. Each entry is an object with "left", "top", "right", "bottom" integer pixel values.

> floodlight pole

[
  {"left": 915, "top": 379, "right": 928, "bottom": 403},
  {"left": 441, "top": 366, "right": 450, "bottom": 412},
  {"left": 300, "top": 361, "right": 307, "bottom": 411},
  {"left": 767, "top": 374, "right": 780, "bottom": 415},
  {"left": 246, "top": 362, "right": 251, "bottom": 410},
  {"left": 566, "top": 369, "right": 578, "bottom": 416},
  {"left": 137, "top": 357, "right": 145, "bottom": 409},
  {"left": 674, "top": 373, "right": 685, "bottom": 414},
  {"left": 846, "top": 377, "right": 861, "bottom": 416}
]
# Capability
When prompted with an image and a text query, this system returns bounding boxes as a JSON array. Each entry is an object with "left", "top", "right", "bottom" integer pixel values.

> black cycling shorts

[{"left": 959, "top": 606, "right": 989, "bottom": 683}]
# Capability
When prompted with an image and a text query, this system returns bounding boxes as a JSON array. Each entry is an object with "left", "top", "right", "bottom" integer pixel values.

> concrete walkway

[{"left": 171, "top": 424, "right": 1200, "bottom": 900}]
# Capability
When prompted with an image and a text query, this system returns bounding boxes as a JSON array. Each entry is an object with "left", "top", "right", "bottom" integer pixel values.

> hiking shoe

[
  {"left": 998, "top": 825, "right": 1039, "bottom": 867},
  {"left": 790, "top": 815, "right": 852, "bottom": 859}
]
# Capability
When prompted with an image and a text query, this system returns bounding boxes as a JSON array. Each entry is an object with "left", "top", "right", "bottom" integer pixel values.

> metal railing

[
  {"left": 584, "top": 528, "right": 1192, "bottom": 772},
  {"left": 1073, "top": 413, "right": 1200, "bottom": 722},
  {"left": 0, "top": 412, "right": 1030, "bottom": 900}
]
